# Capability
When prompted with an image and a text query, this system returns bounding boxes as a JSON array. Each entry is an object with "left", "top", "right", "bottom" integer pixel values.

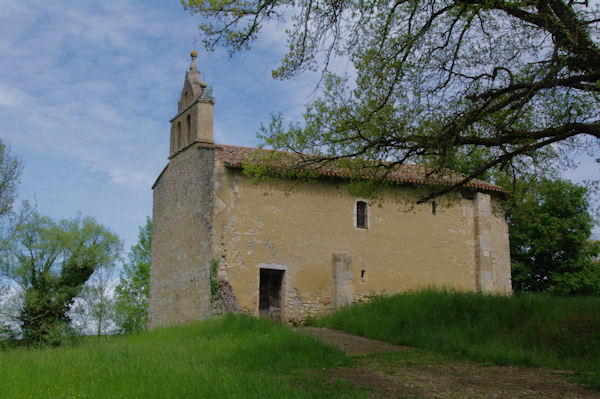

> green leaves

[
  {"left": 508, "top": 178, "right": 600, "bottom": 295},
  {"left": 187, "top": 0, "right": 599, "bottom": 198},
  {"left": 0, "top": 141, "right": 22, "bottom": 218},
  {"left": 183, "top": 0, "right": 287, "bottom": 54},
  {"left": 113, "top": 217, "right": 151, "bottom": 334},
  {"left": 7, "top": 213, "right": 122, "bottom": 346}
]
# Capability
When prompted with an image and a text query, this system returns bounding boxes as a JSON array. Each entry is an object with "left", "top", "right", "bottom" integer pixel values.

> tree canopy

[
  {"left": 1, "top": 213, "right": 122, "bottom": 345},
  {"left": 185, "top": 0, "right": 599, "bottom": 197},
  {"left": 508, "top": 178, "right": 600, "bottom": 294}
]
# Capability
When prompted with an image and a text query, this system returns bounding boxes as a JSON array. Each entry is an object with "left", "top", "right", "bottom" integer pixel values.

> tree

[
  {"left": 0, "top": 141, "right": 28, "bottom": 254},
  {"left": 70, "top": 260, "right": 116, "bottom": 338},
  {"left": 0, "top": 140, "right": 22, "bottom": 219},
  {"left": 114, "top": 217, "right": 151, "bottom": 334},
  {"left": 508, "top": 178, "right": 600, "bottom": 295},
  {"left": 0, "top": 141, "right": 24, "bottom": 343},
  {"left": 0, "top": 213, "right": 122, "bottom": 345},
  {"left": 0, "top": 284, "right": 20, "bottom": 346},
  {"left": 184, "top": 0, "right": 599, "bottom": 199}
]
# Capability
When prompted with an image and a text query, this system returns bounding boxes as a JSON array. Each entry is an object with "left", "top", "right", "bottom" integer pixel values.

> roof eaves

[{"left": 216, "top": 144, "right": 507, "bottom": 194}]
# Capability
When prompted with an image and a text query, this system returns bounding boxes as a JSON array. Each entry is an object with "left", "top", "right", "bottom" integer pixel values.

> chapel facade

[{"left": 148, "top": 53, "right": 512, "bottom": 328}]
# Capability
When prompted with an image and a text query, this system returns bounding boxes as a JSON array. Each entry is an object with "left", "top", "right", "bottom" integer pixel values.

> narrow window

[
  {"left": 176, "top": 121, "right": 182, "bottom": 148},
  {"left": 432, "top": 201, "right": 437, "bottom": 215},
  {"left": 360, "top": 269, "right": 367, "bottom": 282},
  {"left": 186, "top": 114, "right": 192, "bottom": 141},
  {"left": 356, "top": 200, "right": 368, "bottom": 229}
]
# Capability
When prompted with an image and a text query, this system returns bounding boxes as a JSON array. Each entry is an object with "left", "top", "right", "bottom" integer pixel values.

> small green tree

[
  {"left": 0, "top": 141, "right": 31, "bottom": 346},
  {"left": 0, "top": 141, "right": 22, "bottom": 219},
  {"left": 0, "top": 141, "right": 29, "bottom": 256},
  {"left": 2, "top": 213, "right": 122, "bottom": 345},
  {"left": 114, "top": 217, "right": 151, "bottom": 334},
  {"left": 71, "top": 260, "right": 117, "bottom": 338},
  {"left": 0, "top": 284, "right": 19, "bottom": 346},
  {"left": 508, "top": 178, "right": 600, "bottom": 295}
]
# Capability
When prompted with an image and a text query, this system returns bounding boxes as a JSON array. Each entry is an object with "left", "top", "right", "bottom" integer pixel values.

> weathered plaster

[
  {"left": 211, "top": 168, "right": 511, "bottom": 323},
  {"left": 149, "top": 144, "right": 214, "bottom": 328}
]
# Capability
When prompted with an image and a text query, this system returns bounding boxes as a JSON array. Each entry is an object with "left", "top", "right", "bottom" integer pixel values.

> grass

[
  {"left": 1, "top": 314, "right": 366, "bottom": 399},
  {"left": 3, "top": 291, "right": 599, "bottom": 397},
  {"left": 307, "top": 289, "right": 600, "bottom": 390}
]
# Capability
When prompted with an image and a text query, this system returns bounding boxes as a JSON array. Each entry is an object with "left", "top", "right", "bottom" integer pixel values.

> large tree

[
  {"left": 0, "top": 213, "right": 122, "bottom": 345},
  {"left": 508, "top": 178, "right": 600, "bottom": 294},
  {"left": 185, "top": 0, "right": 599, "bottom": 198},
  {"left": 113, "top": 217, "right": 151, "bottom": 334}
]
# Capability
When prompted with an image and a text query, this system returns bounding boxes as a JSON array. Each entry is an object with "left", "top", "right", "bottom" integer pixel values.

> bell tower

[
  {"left": 150, "top": 51, "right": 216, "bottom": 328},
  {"left": 169, "top": 51, "right": 214, "bottom": 156}
]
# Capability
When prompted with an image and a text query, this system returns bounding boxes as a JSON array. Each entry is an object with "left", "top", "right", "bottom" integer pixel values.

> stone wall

[
  {"left": 149, "top": 144, "right": 214, "bottom": 328},
  {"left": 211, "top": 279, "right": 243, "bottom": 316}
]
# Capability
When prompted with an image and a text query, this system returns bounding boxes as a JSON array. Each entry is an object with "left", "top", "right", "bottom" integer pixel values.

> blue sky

[
  {"left": 0, "top": 0, "right": 319, "bottom": 251},
  {"left": 0, "top": 0, "right": 597, "bottom": 254}
]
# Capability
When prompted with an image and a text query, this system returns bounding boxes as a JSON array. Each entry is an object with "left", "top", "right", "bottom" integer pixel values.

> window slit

[
  {"left": 357, "top": 201, "right": 368, "bottom": 229},
  {"left": 187, "top": 114, "right": 192, "bottom": 141}
]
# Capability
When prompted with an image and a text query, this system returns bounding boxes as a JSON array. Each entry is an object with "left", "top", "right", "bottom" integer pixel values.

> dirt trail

[
  {"left": 300, "top": 327, "right": 413, "bottom": 356},
  {"left": 299, "top": 327, "right": 599, "bottom": 399}
]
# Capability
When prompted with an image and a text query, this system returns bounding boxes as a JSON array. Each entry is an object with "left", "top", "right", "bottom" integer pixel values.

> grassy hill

[
  {"left": 308, "top": 289, "right": 600, "bottom": 389},
  {"left": 2, "top": 291, "right": 599, "bottom": 397},
  {"left": 1, "top": 315, "right": 362, "bottom": 399}
]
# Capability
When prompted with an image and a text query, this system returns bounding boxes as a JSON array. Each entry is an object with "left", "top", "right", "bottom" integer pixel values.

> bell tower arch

[{"left": 169, "top": 51, "right": 214, "bottom": 156}]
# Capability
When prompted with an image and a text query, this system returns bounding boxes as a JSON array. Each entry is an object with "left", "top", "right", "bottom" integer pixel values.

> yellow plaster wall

[{"left": 212, "top": 163, "right": 508, "bottom": 322}]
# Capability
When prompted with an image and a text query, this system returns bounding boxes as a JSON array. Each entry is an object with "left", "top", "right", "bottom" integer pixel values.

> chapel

[{"left": 148, "top": 52, "right": 512, "bottom": 328}]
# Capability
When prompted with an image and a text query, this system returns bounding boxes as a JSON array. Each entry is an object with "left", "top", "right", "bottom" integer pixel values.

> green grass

[
  {"left": 4, "top": 292, "right": 599, "bottom": 397},
  {"left": 1, "top": 314, "right": 365, "bottom": 399},
  {"left": 307, "top": 289, "right": 600, "bottom": 389}
]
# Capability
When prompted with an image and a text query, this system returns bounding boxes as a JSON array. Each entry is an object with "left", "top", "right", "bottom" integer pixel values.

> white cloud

[
  {"left": 0, "top": 85, "right": 30, "bottom": 108},
  {"left": 0, "top": 1, "right": 189, "bottom": 190}
]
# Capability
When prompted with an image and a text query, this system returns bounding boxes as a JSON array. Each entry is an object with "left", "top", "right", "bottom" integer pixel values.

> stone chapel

[{"left": 148, "top": 52, "right": 512, "bottom": 328}]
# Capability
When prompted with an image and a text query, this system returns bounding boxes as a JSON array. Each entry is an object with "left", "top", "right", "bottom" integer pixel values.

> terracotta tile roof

[{"left": 215, "top": 144, "right": 506, "bottom": 193}]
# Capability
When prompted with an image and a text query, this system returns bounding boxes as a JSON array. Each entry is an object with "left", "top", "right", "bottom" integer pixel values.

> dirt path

[
  {"left": 300, "top": 327, "right": 413, "bottom": 356},
  {"left": 299, "top": 327, "right": 599, "bottom": 399}
]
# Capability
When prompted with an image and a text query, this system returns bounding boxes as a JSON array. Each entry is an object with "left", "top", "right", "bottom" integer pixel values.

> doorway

[{"left": 259, "top": 268, "right": 285, "bottom": 321}]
